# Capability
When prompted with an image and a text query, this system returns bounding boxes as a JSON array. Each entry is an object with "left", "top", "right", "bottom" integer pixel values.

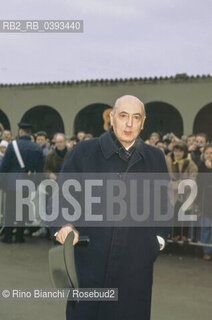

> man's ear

[
  {"left": 110, "top": 111, "right": 114, "bottom": 127},
  {"left": 141, "top": 116, "right": 146, "bottom": 130}
]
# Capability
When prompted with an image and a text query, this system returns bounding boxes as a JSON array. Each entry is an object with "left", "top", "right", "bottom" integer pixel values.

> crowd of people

[
  {"left": 0, "top": 125, "right": 93, "bottom": 240},
  {"left": 0, "top": 123, "right": 211, "bottom": 260},
  {"left": 146, "top": 131, "right": 212, "bottom": 261}
]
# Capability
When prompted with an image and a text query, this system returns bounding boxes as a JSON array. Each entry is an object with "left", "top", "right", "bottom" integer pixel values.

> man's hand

[
  {"left": 56, "top": 225, "right": 79, "bottom": 245},
  {"left": 188, "top": 143, "right": 196, "bottom": 152}
]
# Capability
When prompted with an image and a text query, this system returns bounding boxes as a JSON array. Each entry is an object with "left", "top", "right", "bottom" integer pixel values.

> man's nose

[{"left": 126, "top": 116, "right": 133, "bottom": 127}]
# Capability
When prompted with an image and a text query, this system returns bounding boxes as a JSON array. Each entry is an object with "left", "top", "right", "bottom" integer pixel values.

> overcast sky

[{"left": 0, "top": 0, "right": 211, "bottom": 84}]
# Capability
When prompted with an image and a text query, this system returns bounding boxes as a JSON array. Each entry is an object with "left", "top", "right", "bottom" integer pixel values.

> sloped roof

[{"left": 0, "top": 73, "right": 211, "bottom": 87}]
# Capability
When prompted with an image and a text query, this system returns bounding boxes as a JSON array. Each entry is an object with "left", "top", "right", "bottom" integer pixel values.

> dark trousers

[{"left": 2, "top": 190, "right": 25, "bottom": 240}]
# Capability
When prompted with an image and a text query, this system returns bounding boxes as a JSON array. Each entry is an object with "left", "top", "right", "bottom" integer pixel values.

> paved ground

[
  {"left": 0, "top": 237, "right": 212, "bottom": 320},
  {"left": 151, "top": 246, "right": 212, "bottom": 320}
]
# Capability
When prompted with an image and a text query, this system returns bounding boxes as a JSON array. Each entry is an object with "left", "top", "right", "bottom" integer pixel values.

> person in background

[
  {"left": 0, "top": 140, "right": 8, "bottom": 165},
  {"left": 36, "top": 131, "right": 50, "bottom": 156},
  {"left": 67, "top": 136, "right": 79, "bottom": 149},
  {"left": 196, "top": 144, "right": 212, "bottom": 260},
  {"left": 186, "top": 134, "right": 196, "bottom": 152},
  {"left": 1, "top": 130, "right": 12, "bottom": 143},
  {"left": 148, "top": 132, "right": 160, "bottom": 145},
  {"left": 166, "top": 141, "right": 198, "bottom": 242},
  {"left": 155, "top": 140, "right": 166, "bottom": 155},
  {"left": 43, "top": 133, "right": 69, "bottom": 180},
  {"left": 77, "top": 131, "right": 85, "bottom": 141},
  {"left": 162, "top": 132, "right": 181, "bottom": 155},
  {"left": 0, "top": 122, "right": 44, "bottom": 243},
  {"left": 162, "top": 133, "right": 173, "bottom": 154},
  {"left": 46, "top": 138, "right": 54, "bottom": 151},
  {"left": 191, "top": 133, "right": 208, "bottom": 167},
  {"left": 32, "top": 133, "right": 69, "bottom": 238}
]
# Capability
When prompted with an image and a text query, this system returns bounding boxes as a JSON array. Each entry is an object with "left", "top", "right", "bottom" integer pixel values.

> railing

[{"left": 168, "top": 184, "right": 212, "bottom": 248}]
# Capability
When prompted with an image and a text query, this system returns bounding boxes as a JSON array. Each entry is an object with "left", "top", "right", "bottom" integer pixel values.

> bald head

[
  {"left": 54, "top": 133, "right": 67, "bottom": 151},
  {"left": 113, "top": 95, "right": 146, "bottom": 116},
  {"left": 110, "top": 95, "right": 146, "bottom": 148}
]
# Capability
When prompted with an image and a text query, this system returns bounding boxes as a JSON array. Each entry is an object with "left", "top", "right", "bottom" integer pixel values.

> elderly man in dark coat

[{"left": 54, "top": 95, "right": 168, "bottom": 320}]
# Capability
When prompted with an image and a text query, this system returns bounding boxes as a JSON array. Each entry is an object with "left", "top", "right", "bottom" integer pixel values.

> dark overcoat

[
  {"left": 0, "top": 136, "right": 44, "bottom": 234},
  {"left": 57, "top": 130, "right": 168, "bottom": 320},
  {"left": 0, "top": 135, "right": 44, "bottom": 190}
]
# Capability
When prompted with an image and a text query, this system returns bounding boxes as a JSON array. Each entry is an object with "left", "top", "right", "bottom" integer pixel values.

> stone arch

[
  {"left": 142, "top": 101, "right": 184, "bottom": 140},
  {"left": 74, "top": 103, "right": 113, "bottom": 137},
  {"left": 21, "top": 105, "right": 64, "bottom": 139},
  {"left": 193, "top": 103, "right": 212, "bottom": 140},
  {"left": 0, "top": 109, "right": 11, "bottom": 130}
]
